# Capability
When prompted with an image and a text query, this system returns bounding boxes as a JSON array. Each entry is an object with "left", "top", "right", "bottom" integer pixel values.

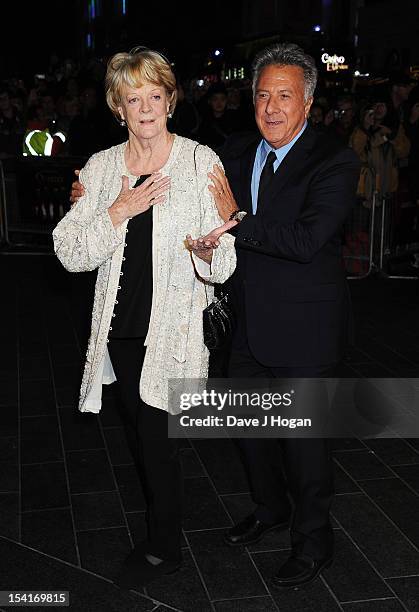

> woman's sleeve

[
  {"left": 52, "top": 153, "right": 125, "bottom": 272},
  {"left": 191, "top": 146, "right": 236, "bottom": 284}
]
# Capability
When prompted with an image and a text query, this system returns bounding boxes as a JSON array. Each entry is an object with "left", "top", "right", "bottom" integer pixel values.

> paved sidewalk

[{"left": 0, "top": 255, "right": 418, "bottom": 611}]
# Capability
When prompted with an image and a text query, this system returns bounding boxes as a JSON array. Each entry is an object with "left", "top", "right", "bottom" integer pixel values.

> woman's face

[{"left": 118, "top": 81, "right": 169, "bottom": 141}]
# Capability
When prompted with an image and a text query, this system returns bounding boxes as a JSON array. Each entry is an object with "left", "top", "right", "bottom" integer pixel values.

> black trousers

[
  {"left": 228, "top": 340, "right": 335, "bottom": 560},
  {"left": 108, "top": 338, "right": 182, "bottom": 562}
]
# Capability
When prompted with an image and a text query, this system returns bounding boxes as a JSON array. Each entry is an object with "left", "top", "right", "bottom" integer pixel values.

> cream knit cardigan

[{"left": 53, "top": 135, "right": 236, "bottom": 414}]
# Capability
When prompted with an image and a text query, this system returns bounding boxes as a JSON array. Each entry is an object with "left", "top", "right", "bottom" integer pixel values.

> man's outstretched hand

[{"left": 70, "top": 170, "right": 85, "bottom": 205}]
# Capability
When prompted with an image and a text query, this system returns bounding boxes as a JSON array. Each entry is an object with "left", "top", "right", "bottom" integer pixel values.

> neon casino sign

[{"left": 321, "top": 53, "right": 349, "bottom": 72}]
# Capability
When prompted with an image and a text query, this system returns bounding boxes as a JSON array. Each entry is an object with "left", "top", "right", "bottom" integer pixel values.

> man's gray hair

[{"left": 252, "top": 43, "right": 318, "bottom": 101}]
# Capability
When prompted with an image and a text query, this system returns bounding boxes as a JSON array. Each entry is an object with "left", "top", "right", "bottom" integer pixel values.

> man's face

[
  {"left": 209, "top": 93, "right": 227, "bottom": 115},
  {"left": 254, "top": 64, "right": 312, "bottom": 148},
  {"left": 337, "top": 100, "right": 354, "bottom": 125},
  {"left": 310, "top": 106, "right": 324, "bottom": 125}
]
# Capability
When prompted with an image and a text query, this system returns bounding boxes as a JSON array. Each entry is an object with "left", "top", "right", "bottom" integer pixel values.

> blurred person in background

[
  {"left": 226, "top": 83, "right": 256, "bottom": 131},
  {"left": 27, "top": 74, "right": 49, "bottom": 108},
  {"left": 349, "top": 93, "right": 411, "bottom": 254},
  {"left": 350, "top": 94, "right": 410, "bottom": 203},
  {"left": 406, "top": 91, "right": 419, "bottom": 207},
  {"left": 389, "top": 71, "right": 414, "bottom": 124},
  {"left": 55, "top": 95, "right": 80, "bottom": 135},
  {"left": 328, "top": 95, "right": 357, "bottom": 145},
  {"left": 0, "top": 86, "right": 24, "bottom": 155},
  {"left": 403, "top": 86, "right": 419, "bottom": 252},
  {"left": 68, "top": 84, "right": 108, "bottom": 156},
  {"left": 309, "top": 102, "right": 328, "bottom": 133},
  {"left": 167, "top": 79, "right": 200, "bottom": 138},
  {"left": 198, "top": 81, "right": 243, "bottom": 150}
]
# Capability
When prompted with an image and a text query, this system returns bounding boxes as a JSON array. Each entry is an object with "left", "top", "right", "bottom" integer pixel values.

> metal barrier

[
  {"left": 343, "top": 177, "right": 418, "bottom": 281},
  {"left": 0, "top": 160, "right": 8, "bottom": 246},
  {"left": 0, "top": 155, "right": 86, "bottom": 253}
]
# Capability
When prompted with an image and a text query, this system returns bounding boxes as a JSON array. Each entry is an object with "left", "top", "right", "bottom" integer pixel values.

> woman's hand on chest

[{"left": 108, "top": 174, "right": 171, "bottom": 228}]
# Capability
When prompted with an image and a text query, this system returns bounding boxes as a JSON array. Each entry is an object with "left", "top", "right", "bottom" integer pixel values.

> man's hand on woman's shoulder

[
  {"left": 208, "top": 164, "right": 239, "bottom": 222},
  {"left": 70, "top": 170, "right": 85, "bottom": 205}
]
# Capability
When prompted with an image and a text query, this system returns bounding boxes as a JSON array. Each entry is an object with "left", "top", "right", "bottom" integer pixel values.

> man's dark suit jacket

[{"left": 219, "top": 125, "right": 360, "bottom": 368}]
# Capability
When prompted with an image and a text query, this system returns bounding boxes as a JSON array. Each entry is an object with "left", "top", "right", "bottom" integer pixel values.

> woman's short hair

[
  {"left": 105, "top": 47, "right": 177, "bottom": 117},
  {"left": 251, "top": 43, "right": 318, "bottom": 102}
]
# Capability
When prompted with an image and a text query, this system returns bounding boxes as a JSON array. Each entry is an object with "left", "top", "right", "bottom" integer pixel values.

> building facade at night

[{"left": 357, "top": 0, "right": 419, "bottom": 75}]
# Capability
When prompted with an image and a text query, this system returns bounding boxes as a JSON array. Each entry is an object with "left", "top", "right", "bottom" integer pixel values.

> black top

[{"left": 108, "top": 174, "right": 153, "bottom": 338}]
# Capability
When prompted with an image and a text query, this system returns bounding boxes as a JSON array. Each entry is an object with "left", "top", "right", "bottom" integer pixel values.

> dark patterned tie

[{"left": 257, "top": 150, "right": 277, "bottom": 212}]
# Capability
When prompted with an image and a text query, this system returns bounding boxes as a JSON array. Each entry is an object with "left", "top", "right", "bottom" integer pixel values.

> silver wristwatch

[{"left": 229, "top": 210, "right": 247, "bottom": 222}]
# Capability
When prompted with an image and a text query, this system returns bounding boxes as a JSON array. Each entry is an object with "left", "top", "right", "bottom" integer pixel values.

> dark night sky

[
  {"left": 1, "top": 0, "right": 245, "bottom": 79},
  {"left": 1, "top": 1, "right": 79, "bottom": 77},
  {"left": 3, "top": 1, "right": 415, "bottom": 82}
]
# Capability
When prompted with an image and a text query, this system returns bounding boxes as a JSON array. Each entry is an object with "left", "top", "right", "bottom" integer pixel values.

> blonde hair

[{"left": 105, "top": 47, "right": 177, "bottom": 118}]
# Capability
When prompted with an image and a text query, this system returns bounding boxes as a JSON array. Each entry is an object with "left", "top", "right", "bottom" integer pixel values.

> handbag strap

[
  {"left": 193, "top": 144, "right": 210, "bottom": 308},
  {"left": 193, "top": 143, "right": 199, "bottom": 176}
]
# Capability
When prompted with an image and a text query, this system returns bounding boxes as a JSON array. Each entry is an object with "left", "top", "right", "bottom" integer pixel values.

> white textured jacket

[{"left": 53, "top": 135, "right": 236, "bottom": 413}]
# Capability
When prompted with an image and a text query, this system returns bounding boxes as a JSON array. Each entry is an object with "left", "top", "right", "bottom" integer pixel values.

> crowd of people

[{"left": 1, "top": 54, "right": 419, "bottom": 252}]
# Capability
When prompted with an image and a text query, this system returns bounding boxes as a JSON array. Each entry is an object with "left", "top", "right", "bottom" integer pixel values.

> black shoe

[
  {"left": 271, "top": 552, "right": 333, "bottom": 588},
  {"left": 224, "top": 513, "right": 290, "bottom": 546},
  {"left": 114, "top": 553, "right": 181, "bottom": 589}
]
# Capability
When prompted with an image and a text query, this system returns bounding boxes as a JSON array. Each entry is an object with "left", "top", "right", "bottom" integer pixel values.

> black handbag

[
  {"left": 202, "top": 284, "right": 235, "bottom": 350},
  {"left": 193, "top": 145, "right": 235, "bottom": 350}
]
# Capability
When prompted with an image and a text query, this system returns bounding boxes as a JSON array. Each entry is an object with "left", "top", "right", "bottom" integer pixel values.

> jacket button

[
  {"left": 112, "top": 314, "right": 116, "bottom": 318},
  {"left": 117, "top": 286, "right": 121, "bottom": 290},
  {"left": 122, "top": 257, "right": 126, "bottom": 261},
  {"left": 253, "top": 240, "right": 261, "bottom": 247},
  {"left": 109, "top": 327, "right": 113, "bottom": 331},
  {"left": 115, "top": 300, "right": 119, "bottom": 304},
  {"left": 120, "top": 272, "right": 124, "bottom": 276}
]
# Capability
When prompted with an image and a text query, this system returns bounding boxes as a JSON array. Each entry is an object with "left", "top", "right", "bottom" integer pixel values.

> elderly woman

[{"left": 53, "top": 47, "right": 236, "bottom": 588}]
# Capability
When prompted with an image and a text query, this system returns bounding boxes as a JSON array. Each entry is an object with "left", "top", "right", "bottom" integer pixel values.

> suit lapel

[{"left": 267, "top": 125, "right": 318, "bottom": 203}]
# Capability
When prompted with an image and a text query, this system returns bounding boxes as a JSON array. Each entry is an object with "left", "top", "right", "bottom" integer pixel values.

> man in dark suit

[{"left": 200, "top": 43, "right": 360, "bottom": 588}]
